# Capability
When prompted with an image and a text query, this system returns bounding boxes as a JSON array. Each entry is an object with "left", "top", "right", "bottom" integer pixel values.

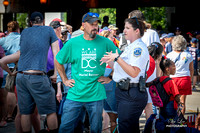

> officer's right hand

[{"left": 64, "top": 79, "right": 75, "bottom": 88}]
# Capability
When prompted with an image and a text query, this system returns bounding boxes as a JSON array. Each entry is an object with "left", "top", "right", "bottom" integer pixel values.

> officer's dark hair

[
  {"left": 124, "top": 17, "right": 145, "bottom": 36},
  {"left": 148, "top": 42, "right": 163, "bottom": 60},
  {"left": 159, "top": 57, "right": 174, "bottom": 73},
  {"left": 128, "top": 10, "right": 145, "bottom": 21}
]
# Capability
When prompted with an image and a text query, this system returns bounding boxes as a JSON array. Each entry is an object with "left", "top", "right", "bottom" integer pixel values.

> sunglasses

[
  {"left": 151, "top": 42, "right": 159, "bottom": 48},
  {"left": 82, "top": 12, "right": 99, "bottom": 22},
  {"left": 130, "top": 16, "right": 139, "bottom": 27}
]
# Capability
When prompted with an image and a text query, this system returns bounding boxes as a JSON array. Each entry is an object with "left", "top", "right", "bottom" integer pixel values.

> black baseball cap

[
  {"left": 82, "top": 12, "right": 101, "bottom": 24},
  {"left": 30, "top": 11, "right": 44, "bottom": 22},
  {"left": 50, "top": 21, "right": 62, "bottom": 29}
]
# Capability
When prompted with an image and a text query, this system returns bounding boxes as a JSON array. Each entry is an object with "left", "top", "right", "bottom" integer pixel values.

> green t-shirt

[{"left": 56, "top": 34, "right": 118, "bottom": 102}]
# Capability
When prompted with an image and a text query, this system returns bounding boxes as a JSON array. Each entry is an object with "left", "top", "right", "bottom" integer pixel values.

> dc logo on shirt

[
  {"left": 81, "top": 48, "right": 97, "bottom": 69},
  {"left": 133, "top": 47, "right": 142, "bottom": 57}
]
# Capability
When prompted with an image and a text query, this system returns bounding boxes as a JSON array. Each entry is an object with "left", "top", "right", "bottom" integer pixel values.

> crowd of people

[{"left": 0, "top": 9, "right": 199, "bottom": 133}]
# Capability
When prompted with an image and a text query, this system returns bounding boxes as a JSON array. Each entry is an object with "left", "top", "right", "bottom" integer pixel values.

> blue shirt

[
  {"left": 57, "top": 63, "right": 71, "bottom": 93},
  {"left": 165, "top": 42, "right": 172, "bottom": 54},
  {"left": 67, "top": 32, "right": 71, "bottom": 40},
  {"left": 18, "top": 25, "right": 58, "bottom": 72},
  {"left": 0, "top": 32, "right": 20, "bottom": 68},
  {"left": 187, "top": 47, "right": 200, "bottom": 69}
]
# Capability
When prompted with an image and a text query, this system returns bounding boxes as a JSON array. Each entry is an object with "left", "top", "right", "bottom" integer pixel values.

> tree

[
  {"left": 138, "top": 7, "right": 167, "bottom": 30},
  {"left": 16, "top": 13, "right": 28, "bottom": 29},
  {"left": 89, "top": 8, "right": 116, "bottom": 25}
]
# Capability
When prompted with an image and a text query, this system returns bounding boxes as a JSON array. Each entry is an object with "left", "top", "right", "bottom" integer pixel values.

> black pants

[{"left": 115, "top": 86, "right": 148, "bottom": 133}]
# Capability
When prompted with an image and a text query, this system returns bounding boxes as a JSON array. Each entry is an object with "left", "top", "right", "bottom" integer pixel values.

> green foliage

[
  {"left": 16, "top": 13, "right": 28, "bottom": 29},
  {"left": 89, "top": 8, "right": 116, "bottom": 25},
  {"left": 61, "top": 12, "right": 67, "bottom": 23},
  {"left": 138, "top": 7, "right": 167, "bottom": 30}
]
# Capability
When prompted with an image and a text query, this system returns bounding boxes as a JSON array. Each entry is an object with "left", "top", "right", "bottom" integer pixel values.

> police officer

[{"left": 100, "top": 17, "right": 149, "bottom": 133}]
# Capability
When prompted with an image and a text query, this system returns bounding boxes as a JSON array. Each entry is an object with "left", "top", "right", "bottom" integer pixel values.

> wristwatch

[
  {"left": 108, "top": 74, "right": 112, "bottom": 80},
  {"left": 114, "top": 55, "right": 120, "bottom": 62}
]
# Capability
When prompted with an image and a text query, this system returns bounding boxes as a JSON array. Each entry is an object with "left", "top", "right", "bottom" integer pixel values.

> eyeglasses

[
  {"left": 82, "top": 12, "right": 99, "bottom": 22},
  {"left": 130, "top": 16, "right": 139, "bottom": 26}
]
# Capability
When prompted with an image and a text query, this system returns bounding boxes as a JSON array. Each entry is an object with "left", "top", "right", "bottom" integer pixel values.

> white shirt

[
  {"left": 142, "top": 29, "right": 160, "bottom": 47},
  {"left": 113, "top": 38, "right": 150, "bottom": 83},
  {"left": 167, "top": 51, "right": 193, "bottom": 77}
]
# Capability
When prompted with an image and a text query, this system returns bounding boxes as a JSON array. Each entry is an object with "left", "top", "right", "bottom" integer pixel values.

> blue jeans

[
  {"left": 59, "top": 99, "right": 104, "bottom": 133},
  {"left": 160, "top": 101, "right": 177, "bottom": 119},
  {"left": 104, "top": 68, "right": 117, "bottom": 113}
]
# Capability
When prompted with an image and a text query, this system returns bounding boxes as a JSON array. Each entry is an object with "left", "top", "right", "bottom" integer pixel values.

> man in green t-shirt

[{"left": 55, "top": 12, "right": 118, "bottom": 133}]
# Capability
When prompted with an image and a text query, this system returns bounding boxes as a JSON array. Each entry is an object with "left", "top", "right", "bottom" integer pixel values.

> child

[
  {"left": 159, "top": 57, "right": 180, "bottom": 119},
  {"left": 165, "top": 33, "right": 175, "bottom": 54},
  {"left": 145, "top": 42, "right": 163, "bottom": 119},
  {"left": 187, "top": 38, "right": 200, "bottom": 90}
]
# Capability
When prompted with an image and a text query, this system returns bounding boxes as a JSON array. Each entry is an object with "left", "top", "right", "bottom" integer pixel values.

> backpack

[{"left": 149, "top": 77, "right": 171, "bottom": 107}]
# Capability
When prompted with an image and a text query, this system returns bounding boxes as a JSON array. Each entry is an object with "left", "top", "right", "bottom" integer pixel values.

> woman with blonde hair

[
  {"left": 100, "top": 29, "right": 120, "bottom": 48},
  {"left": 99, "top": 30, "right": 114, "bottom": 41},
  {"left": 167, "top": 35, "right": 194, "bottom": 115}
]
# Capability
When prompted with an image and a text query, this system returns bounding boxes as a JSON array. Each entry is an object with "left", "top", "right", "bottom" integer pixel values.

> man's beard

[{"left": 89, "top": 29, "right": 97, "bottom": 39}]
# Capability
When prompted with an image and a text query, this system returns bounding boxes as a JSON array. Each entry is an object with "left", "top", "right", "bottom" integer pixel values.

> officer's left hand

[
  {"left": 98, "top": 76, "right": 112, "bottom": 84},
  {"left": 100, "top": 50, "right": 119, "bottom": 65}
]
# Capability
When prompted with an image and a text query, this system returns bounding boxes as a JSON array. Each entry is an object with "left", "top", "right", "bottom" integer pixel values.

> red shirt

[
  {"left": 159, "top": 76, "right": 179, "bottom": 101},
  {"left": 106, "top": 65, "right": 111, "bottom": 69},
  {"left": 159, "top": 76, "right": 179, "bottom": 109}
]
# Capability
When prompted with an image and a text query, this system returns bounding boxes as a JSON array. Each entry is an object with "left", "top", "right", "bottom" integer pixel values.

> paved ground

[{"left": 1, "top": 88, "right": 200, "bottom": 133}]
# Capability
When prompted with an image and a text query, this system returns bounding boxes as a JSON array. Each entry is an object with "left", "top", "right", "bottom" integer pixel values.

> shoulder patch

[{"left": 133, "top": 47, "right": 142, "bottom": 57}]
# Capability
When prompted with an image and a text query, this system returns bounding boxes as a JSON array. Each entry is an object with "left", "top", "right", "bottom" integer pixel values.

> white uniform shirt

[
  {"left": 167, "top": 51, "right": 193, "bottom": 78},
  {"left": 113, "top": 38, "right": 150, "bottom": 83},
  {"left": 142, "top": 29, "right": 160, "bottom": 47}
]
